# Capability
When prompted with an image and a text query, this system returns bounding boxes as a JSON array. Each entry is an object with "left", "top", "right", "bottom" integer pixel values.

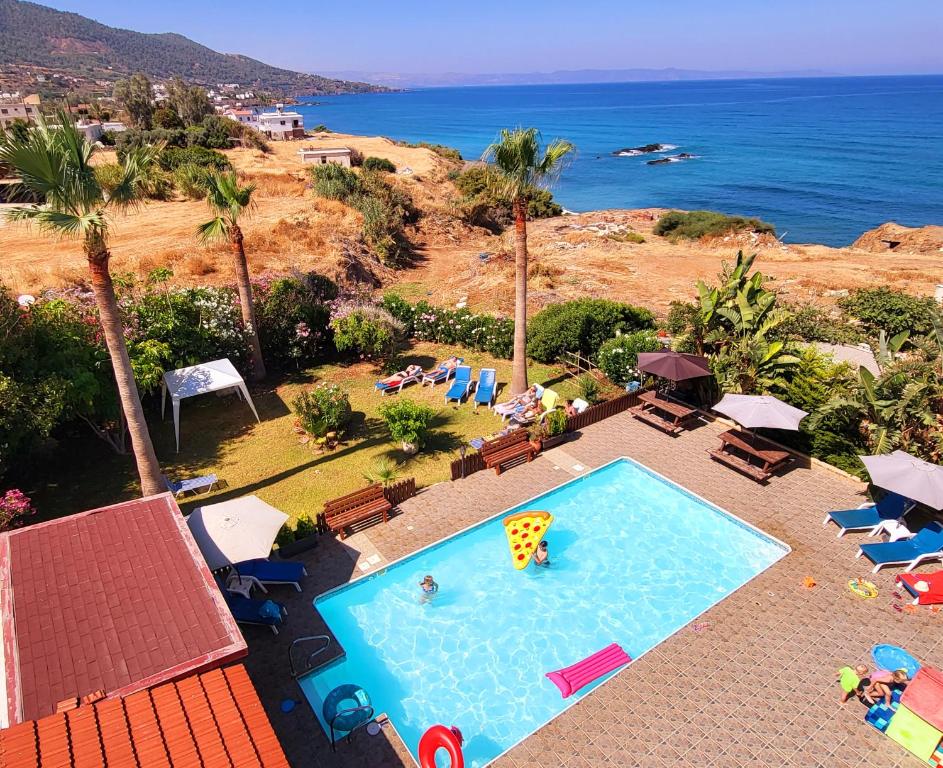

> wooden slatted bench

[
  {"left": 629, "top": 404, "right": 683, "bottom": 434},
  {"left": 481, "top": 430, "right": 536, "bottom": 475},
  {"left": 707, "top": 428, "right": 793, "bottom": 482},
  {"left": 322, "top": 483, "right": 392, "bottom": 539}
]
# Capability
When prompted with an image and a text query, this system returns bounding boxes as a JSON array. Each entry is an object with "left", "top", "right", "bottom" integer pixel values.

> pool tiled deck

[{"left": 243, "top": 411, "right": 942, "bottom": 767}]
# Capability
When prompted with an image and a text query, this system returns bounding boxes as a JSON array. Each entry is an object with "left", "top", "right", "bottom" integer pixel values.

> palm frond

[{"left": 196, "top": 216, "right": 229, "bottom": 243}]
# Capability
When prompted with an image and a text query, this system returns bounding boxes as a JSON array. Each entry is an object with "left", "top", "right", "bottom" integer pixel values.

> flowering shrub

[
  {"left": 291, "top": 383, "right": 352, "bottom": 438},
  {"left": 527, "top": 299, "right": 655, "bottom": 363},
  {"left": 598, "top": 331, "right": 661, "bottom": 386},
  {"left": 0, "top": 489, "right": 35, "bottom": 531},
  {"left": 254, "top": 273, "right": 336, "bottom": 368},
  {"left": 382, "top": 294, "right": 514, "bottom": 359},
  {"left": 330, "top": 301, "right": 403, "bottom": 360}
]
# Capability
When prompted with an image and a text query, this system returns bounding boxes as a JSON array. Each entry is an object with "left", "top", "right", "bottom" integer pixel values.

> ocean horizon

[{"left": 297, "top": 75, "right": 943, "bottom": 246}]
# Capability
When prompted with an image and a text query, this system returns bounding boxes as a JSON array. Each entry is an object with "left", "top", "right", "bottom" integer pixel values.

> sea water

[
  {"left": 300, "top": 458, "right": 788, "bottom": 767},
  {"left": 297, "top": 76, "right": 943, "bottom": 245}
]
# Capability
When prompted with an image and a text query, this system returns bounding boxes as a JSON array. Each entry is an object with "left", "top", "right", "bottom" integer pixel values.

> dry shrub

[
  {"left": 243, "top": 172, "right": 307, "bottom": 198},
  {"left": 562, "top": 231, "right": 598, "bottom": 246},
  {"left": 185, "top": 253, "right": 218, "bottom": 276}
]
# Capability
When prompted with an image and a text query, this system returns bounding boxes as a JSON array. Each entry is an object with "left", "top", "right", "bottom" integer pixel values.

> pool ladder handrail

[
  {"left": 329, "top": 702, "right": 376, "bottom": 752},
  {"left": 288, "top": 634, "right": 332, "bottom": 678}
]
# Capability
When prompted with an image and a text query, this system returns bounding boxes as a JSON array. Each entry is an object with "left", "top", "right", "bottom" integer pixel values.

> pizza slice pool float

[{"left": 503, "top": 510, "right": 554, "bottom": 570}]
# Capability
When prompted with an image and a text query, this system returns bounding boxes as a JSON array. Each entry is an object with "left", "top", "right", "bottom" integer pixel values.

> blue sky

[{"left": 43, "top": 0, "right": 943, "bottom": 75}]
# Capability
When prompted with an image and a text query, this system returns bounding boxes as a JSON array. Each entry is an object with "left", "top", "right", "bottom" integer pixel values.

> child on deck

[
  {"left": 837, "top": 664, "right": 870, "bottom": 704},
  {"left": 419, "top": 574, "right": 439, "bottom": 604},
  {"left": 864, "top": 669, "right": 909, "bottom": 706}
]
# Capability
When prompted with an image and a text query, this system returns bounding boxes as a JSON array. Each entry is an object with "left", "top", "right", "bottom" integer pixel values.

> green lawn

[{"left": 28, "top": 342, "right": 591, "bottom": 524}]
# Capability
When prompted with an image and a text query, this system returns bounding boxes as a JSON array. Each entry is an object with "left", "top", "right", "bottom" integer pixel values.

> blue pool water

[
  {"left": 298, "top": 76, "right": 943, "bottom": 245},
  {"left": 300, "top": 458, "right": 788, "bottom": 766}
]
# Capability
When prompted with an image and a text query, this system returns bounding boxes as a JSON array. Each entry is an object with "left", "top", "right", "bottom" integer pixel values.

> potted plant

[
  {"left": 527, "top": 423, "right": 544, "bottom": 453},
  {"left": 540, "top": 409, "right": 570, "bottom": 450},
  {"left": 275, "top": 513, "right": 319, "bottom": 558},
  {"left": 379, "top": 399, "right": 435, "bottom": 454}
]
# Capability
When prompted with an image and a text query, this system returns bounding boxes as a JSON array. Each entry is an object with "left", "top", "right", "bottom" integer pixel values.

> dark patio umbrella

[
  {"left": 861, "top": 451, "right": 943, "bottom": 511},
  {"left": 637, "top": 351, "right": 712, "bottom": 382}
]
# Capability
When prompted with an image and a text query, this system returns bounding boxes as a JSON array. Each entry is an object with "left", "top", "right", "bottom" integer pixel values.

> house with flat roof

[
  {"left": 257, "top": 105, "right": 304, "bottom": 141},
  {"left": 298, "top": 146, "right": 352, "bottom": 167},
  {"left": 0, "top": 102, "right": 38, "bottom": 130},
  {"left": 0, "top": 493, "right": 247, "bottom": 726}
]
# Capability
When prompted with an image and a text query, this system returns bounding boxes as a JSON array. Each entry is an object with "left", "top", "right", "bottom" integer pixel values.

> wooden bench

[
  {"left": 629, "top": 391, "right": 698, "bottom": 434},
  {"left": 707, "top": 428, "right": 793, "bottom": 482},
  {"left": 322, "top": 483, "right": 392, "bottom": 539},
  {"left": 481, "top": 430, "right": 536, "bottom": 475}
]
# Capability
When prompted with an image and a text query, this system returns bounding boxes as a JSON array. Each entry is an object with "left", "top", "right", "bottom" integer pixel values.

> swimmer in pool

[
  {"left": 534, "top": 540, "right": 550, "bottom": 567},
  {"left": 419, "top": 574, "right": 439, "bottom": 603}
]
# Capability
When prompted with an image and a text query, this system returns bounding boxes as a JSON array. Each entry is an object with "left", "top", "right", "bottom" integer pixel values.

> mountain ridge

[{"left": 0, "top": 0, "right": 386, "bottom": 97}]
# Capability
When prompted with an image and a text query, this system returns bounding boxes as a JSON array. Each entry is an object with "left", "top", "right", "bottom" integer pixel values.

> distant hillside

[{"left": 0, "top": 0, "right": 386, "bottom": 96}]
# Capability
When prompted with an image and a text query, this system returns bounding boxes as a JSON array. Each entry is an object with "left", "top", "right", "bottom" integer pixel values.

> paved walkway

[{"left": 243, "top": 411, "right": 942, "bottom": 768}]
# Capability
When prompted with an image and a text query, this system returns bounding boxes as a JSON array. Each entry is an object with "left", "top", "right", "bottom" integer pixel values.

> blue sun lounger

[
  {"left": 474, "top": 368, "right": 496, "bottom": 410},
  {"left": 232, "top": 558, "right": 307, "bottom": 592},
  {"left": 444, "top": 365, "right": 474, "bottom": 403},
  {"left": 822, "top": 492, "right": 913, "bottom": 538},
  {"left": 163, "top": 473, "right": 217, "bottom": 498},
  {"left": 421, "top": 357, "right": 463, "bottom": 387},
  {"left": 856, "top": 522, "right": 943, "bottom": 573},
  {"left": 217, "top": 577, "right": 288, "bottom": 634}
]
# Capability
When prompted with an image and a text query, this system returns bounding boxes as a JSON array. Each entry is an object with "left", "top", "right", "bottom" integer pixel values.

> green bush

[
  {"left": 363, "top": 156, "right": 396, "bottom": 173},
  {"left": 253, "top": 273, "right": 336, "bottom": 369},
  {"left": 379, "top": 398, "right": 436, "bottom": 447},
  {"left": 779, "top": 304, "right": 863, "bottom": 344},
  {"left": 402, "top": 141, "right": 463, "bottom": 162},
  {"left": 598, "top": 331, "right": 662, "bottom": 385},
  {"left": 576, "top": 374, "right": 601, "bottom": 404},
  {"left": 527, "top": 299, "right": 655, "bottom": 363},
  {"left": 330, "top": 302, "right": 403, "bottom": 360},
  {"left": 292, "top": 383, "right": 352, "bottom": 438},
  {"left": 310, "top": 162, "right": 361, "bottom": 200},
  {"left": 382, "top": 294, "right": 515, "bottom": 359},
  {"left": 606, "top": 231, "right": 645, "bottom": 244},
  {"left": 838, "top": 287, "right": 939, "bottom": 338},
  {"left": 158, "top": 145, "right": 231, "bottom": 173},
  {"left": 294, "top": 514, "right": 317, "bottom": 538},
  {"left": 172, "top": 163, "right": 211, "bottom": 200},
  {"left": 654, "top": 210, "right": 776, "bottom": 240},
  {"left": 545, "top": 409, "right": 568, "bottom": 437}
]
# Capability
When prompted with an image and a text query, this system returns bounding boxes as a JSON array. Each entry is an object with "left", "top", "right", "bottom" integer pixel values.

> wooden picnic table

[
  {"left": 629, "top": 390, "right": 698, "bottom": 434},
  {"left": 708, "top": 428, "right": 793, "bottom": 482}
]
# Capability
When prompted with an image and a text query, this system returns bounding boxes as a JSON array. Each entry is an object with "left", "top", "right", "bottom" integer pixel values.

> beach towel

[
  {"left": 901, "top": 667, "right": 943, "bottom": 731},
  {"left": 897, "top": 571, "right": 943, "bottom": 605}
]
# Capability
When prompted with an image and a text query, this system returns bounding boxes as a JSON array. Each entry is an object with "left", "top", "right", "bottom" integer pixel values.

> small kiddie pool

[{"left": 300, "top": 458, "right": 788, "bottom": 767}]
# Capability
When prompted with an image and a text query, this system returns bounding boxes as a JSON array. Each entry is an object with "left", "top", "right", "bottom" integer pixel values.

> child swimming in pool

[
  {"left": 534, "top": 540, "right": 550, "bottom": 567},
  {"left": 419, "top": 574, "right": 439, "bottom": 603}
]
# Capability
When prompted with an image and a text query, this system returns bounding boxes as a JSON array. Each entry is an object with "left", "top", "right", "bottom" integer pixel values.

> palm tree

[
  {"left": 0, "top": 111, "right": 164, "bottom": 495},
  {"left": 483, "top": 128, "right": 573, "bottom": 394},
  {"left": 197, "top": 171, "right": 266, "bottom": 379}
]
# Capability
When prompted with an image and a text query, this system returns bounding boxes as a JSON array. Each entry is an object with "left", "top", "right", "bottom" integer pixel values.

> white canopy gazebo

[{"left": 161, "top": 358, "right": 260, "bottom": 452}]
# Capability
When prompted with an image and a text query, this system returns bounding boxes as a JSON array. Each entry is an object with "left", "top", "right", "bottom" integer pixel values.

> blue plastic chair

[
  {"left": 444, "top": 366, "right": 474, "bottom": 403},
  {"left": 857, "top": 522, "right": 943, "bottom": 573},
  {"left": 474, "top": 368, "right": 496, "bottom": 410},
  {"left": 822, "top": 493, "right": 913, "bottom": 537}
]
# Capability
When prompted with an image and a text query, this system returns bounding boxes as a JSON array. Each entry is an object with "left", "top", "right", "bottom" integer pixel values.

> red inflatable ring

[{"left": 418, "top": 724, "right": 464, "bottom": 768}]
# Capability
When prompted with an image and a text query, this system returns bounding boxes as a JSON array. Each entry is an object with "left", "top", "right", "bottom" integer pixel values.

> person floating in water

[
  {"left": 419, "top": 574, "right": 439, "bottom": 603},
  {"left": 534, "top": 540, "right": 551, "bottom": 567}
]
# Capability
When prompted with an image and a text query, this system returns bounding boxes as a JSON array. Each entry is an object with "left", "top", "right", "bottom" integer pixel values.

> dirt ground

[{"left": 1, "top": 131, "right": 939, "bottom": 316}]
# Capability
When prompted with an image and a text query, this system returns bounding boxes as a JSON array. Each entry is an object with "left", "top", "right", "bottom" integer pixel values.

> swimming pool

[{"left": 300, "top": 458, "right": 788, "bottom": 766}]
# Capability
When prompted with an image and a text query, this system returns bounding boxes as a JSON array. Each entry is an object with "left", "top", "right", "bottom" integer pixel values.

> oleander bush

[
  {"left": 253, "top": 273, "right": 336, "bottom": 369},
  {"left": 330, "top": 301, "right": 404, "bottom": 360},
  {"left": 598, "top": 331, "right": 662, "bottom": 386},
  {"left": 292, "top": 383, "right": 352, "bottom": 438},
  {"left": 527, "top": 299, "right": 655, "bottom": 363},
  {"left": 654, "top": 210, "right": 775, "bottom": 240}
]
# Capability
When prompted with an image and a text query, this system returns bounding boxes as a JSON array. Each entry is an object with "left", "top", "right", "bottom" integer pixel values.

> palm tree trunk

[
  {"left": 511, "top": 197, "right": 529, "bottom": 394},
  {"left": 86, "top": 242, "right": 164, "bottom": 497},
  {"left": 230, "top": 225, "right": 266, "bottom": 380}
]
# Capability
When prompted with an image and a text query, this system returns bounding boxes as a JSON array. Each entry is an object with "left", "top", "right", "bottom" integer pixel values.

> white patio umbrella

[
  {"left": 186, "top": 495, "right": 288, "bottom": 570},
  {"left": 861, "top": 451, "right": 943, "bottom": 511},
  {"left": 712, "top": 394, "right": 808, "bottom": 431}
]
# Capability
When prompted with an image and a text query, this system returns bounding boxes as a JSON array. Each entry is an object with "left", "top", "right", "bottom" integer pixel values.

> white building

[
  {"left": 101, "top": 121, "right": 128, "bottom": 133},
  {"left": 0, "top": 99, "right": 39, "bottom": 130},
  {"left": 256, "top": 105, "right": 304, "bottom": 141},
  {"left": 224, "top": 108, "right": 258, "bottom": 127},
  {"left": 298, "top": 147, "right": 352, "bottom": 167}
]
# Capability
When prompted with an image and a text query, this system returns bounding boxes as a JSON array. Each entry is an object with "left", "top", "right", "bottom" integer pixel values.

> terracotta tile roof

[
  {"left": 0, "top": 494, "right": 246, "bottom": 725},
  {"left": 0, "top": 665, "right": 289, "bottom": 767}
]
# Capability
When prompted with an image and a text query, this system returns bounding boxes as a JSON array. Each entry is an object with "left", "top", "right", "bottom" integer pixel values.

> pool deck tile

[{"left": 241, "top": 411, "right": 940, "bottom": 767}]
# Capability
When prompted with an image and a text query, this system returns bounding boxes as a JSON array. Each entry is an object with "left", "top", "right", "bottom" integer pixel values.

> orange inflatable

[
  {"left": 503, "top": 510, "right": 554, "bottom": 570},
  {"left": 418, "top": 725, "right": 464, "bottom": 768}
]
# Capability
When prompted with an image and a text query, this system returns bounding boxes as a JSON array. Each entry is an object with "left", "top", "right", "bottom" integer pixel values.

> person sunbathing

[
  {"left": 378, "top": 364, "right": 422, "bottom": 386},
  {"left": 494, "top": 386, "right": 536, "bottom": 416}
]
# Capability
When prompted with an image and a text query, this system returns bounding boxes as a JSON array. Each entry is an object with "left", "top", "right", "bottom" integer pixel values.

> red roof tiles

[
  {"left": 0, "top": 665, "right": 290, "bottom": 767},
  {"left": 0, "top": 493, "right": 246, "bottom": 725}
]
